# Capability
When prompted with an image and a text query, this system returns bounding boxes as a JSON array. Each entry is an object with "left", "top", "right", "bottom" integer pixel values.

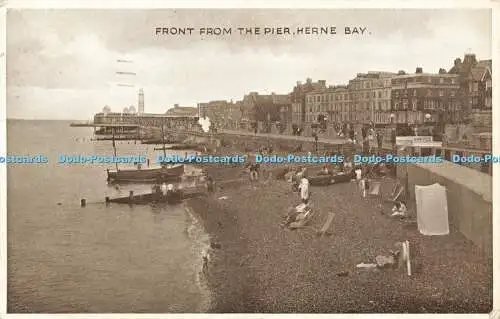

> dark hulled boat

[
  {"left": 307, "top": 172, "right": 352, "bottom": 186},
  {"left": 107, "top": 186, "right": 206, "bottom": 205},
  {"left": 106, "top": 164, "right": 184, "bottom": 183},
  {"left": 107, "top": 123, "right": 186, "bottom": 183}
]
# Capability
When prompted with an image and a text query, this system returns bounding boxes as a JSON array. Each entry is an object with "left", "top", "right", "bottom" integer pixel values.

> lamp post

[
  {"left": 390, "top": 113, "right": 396, "bottom": 152},
  {"left": 267, "top": 112, "right": 271, "bottom": 149},
  {"left": 311, "top": 123, "right": 319, "bottom": 152}
]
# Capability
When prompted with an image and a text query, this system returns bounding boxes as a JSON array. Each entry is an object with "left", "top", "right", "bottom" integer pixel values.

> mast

[
  {"left": 112, "top": 127, "right": 119, "bottom": 171},
  {"left": 161, "top": 122, "right": 167, "bottom": 157}
]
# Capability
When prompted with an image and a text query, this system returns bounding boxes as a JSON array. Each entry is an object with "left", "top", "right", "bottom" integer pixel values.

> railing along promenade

[{"left": 175, "top": 128, "right": 492, "bottom": 176}]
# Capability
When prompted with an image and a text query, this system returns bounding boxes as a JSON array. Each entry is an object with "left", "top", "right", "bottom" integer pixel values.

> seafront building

[{"left": 87, "top": 51, "right": 492, "bottom": 154}]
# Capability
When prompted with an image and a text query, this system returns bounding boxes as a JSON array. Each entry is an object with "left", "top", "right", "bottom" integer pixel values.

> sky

[{"left": 6, "top": 8, "right": 492, "bottom": 120}]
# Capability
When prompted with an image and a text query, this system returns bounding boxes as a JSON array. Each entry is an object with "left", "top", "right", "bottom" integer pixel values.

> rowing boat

[
  {"left": 107, "top": 164, "right": 185, "bottom": 183},
  {"left": 107, "top": 187, "right": 206, "bottom": 205}
]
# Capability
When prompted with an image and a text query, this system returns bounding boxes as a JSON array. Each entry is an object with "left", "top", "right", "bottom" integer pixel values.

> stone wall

[{"left": 397, "top": 161, "right": 492, "bottom": 258}]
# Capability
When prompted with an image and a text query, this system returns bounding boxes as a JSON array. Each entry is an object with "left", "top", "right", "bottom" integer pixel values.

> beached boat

[
  {"left": 106, "top": 164, "right": 184, "bottom": 183},
  {"left": 107, "top": 187, "right": 206, "bottom": 205},
  {"left": 106, "top": 125, "right": 185, "bottom": 183},
  {"left": 142, "top": 138, "right": 179, "bottom": 144},
  {"left": 308, "top": 172, "right": 352, "bottom": 186}
]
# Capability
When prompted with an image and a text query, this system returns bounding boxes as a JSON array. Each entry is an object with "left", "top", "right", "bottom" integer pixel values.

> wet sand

[{"left": 187, "top": 164, "right": 493, "bottom": 313}]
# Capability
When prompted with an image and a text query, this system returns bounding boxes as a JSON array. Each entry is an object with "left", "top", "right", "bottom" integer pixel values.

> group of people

[
  {"left": 336, "top": 122, "right": 389, "bottom": 155},
  {"left": 152, "top": 179, "right": 178, "bottom": 199}
]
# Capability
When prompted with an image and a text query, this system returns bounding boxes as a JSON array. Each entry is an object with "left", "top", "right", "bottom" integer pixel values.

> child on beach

[{"left": 298, "top": 175, "right": 310, "bottom": 204}]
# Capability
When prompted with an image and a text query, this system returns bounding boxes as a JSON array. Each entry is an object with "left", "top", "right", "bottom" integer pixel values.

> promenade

[{"left": 219, "top": 129, "right": 346, "bottom": 145}]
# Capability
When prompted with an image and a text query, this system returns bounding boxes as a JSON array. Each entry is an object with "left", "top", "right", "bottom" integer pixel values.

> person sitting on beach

[{"left": 282, "top": 202, "right": 311, "bottom": 227}]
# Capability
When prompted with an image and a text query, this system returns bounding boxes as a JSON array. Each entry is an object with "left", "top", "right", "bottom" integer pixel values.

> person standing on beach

[
  {"left": 206, "top": 176, "right": 215, "bottom": 194},
  {"left": 298, "top": 175, "right": 310, "bottom": 204}
]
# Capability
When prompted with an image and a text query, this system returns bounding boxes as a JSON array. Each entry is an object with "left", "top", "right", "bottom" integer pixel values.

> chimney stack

[
  {"left": 464, "top": 53, "right": 477, "bottom": 66},
  {"left": 415, "top": 67, "right": 423, "bottom": 74}
]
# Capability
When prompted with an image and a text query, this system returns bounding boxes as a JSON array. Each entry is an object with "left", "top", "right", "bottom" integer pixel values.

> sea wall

[{"left": 397, "top": 161, "right": 492, "bottom": 257}]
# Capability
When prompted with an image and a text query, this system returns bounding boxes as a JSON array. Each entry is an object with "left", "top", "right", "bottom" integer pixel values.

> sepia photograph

[{"left": 2, "top": 2, "right": 497, "bottom": 315}]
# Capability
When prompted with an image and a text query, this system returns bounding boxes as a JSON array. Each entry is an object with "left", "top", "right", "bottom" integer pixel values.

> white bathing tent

[{"left": 415, "top": 183, "right": 450, "bottom": 235}]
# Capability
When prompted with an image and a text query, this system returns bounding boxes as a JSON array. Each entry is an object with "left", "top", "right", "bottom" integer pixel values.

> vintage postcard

[{"left": 1, "top": 0, "right": 498, "bottom": 316}]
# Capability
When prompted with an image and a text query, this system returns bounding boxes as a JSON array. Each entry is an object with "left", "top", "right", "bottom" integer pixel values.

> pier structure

[{"left": 70, "top": 112, "right": 201, "bottom": 140}]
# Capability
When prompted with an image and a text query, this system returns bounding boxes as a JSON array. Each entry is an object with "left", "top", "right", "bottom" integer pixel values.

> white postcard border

[{"left": 0, "top": 0, "right": 498, "bottom": 318}]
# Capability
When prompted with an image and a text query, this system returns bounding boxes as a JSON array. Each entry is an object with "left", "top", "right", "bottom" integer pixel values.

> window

[
  {"left": 427, "top": 90, "right": 432, "bottom": 97},
  {"left": 473, "top": 83, "right": 479, "bottom": 92},
  {"left": 440, "top": 78, "right": 444, "bottom": 84},
  {"left": 451, "top": 78, "right": 456, "bottom": 84},
  {"left": 413, "top": 90, "right": 417, "bottom": 96},
  {"left": 412, "top": 102, "right": 417, "bottom": 110},
  {"left": 439, "top": 90, "right": 444, "bottom": 97},
  {"left": 378, "top": 91, "right": 382, "bottom": 98},
  {"left": 450, "top": 91, "right": 455, "bottom": 97}
]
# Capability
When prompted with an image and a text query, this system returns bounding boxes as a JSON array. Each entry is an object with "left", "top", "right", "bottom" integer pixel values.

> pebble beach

[{"left": 186, "top": 163, "right": 493, "bottom": 313}]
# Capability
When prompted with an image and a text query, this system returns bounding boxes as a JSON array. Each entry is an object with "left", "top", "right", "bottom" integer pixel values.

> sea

[{"left": 7, "top": 120, "right": 213, "bottom": 313}]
